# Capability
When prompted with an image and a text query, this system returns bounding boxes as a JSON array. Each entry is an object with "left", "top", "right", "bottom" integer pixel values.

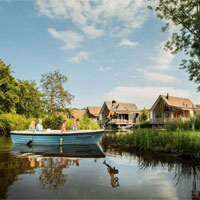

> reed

[{"left": 108, "top": 129, "right": 200, "bottom": 159}]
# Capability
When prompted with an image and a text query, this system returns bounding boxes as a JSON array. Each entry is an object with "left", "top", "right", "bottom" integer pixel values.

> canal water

[{"left": 1, "top": 133, "right": 200, "bottom": 200}]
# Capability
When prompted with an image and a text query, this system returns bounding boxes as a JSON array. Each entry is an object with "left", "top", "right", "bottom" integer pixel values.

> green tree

[
  {"left": 140, "top": 108, "right": 149, "bottom": 122},
  {"left": 16, "top": 80, "right": 44, "bottom": 118},
  {"left": 0, "top": 59, "right": 19, "bottom": 114},
  {"left": 148, "top": 0, "right": 200, "bottom": 90},
  {"left": 40, "top": 70, "right": 74, "bottom": 114}
]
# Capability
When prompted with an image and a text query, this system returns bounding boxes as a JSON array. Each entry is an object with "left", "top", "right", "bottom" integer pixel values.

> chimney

[{"left": 166, "top": 93, "right": 169, "bottom": 100}]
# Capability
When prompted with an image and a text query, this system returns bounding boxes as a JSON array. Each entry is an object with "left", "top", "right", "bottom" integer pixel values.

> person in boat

[
  {"left": 72, "top": 119, "right": 79, "bottom": 131},
  {"left": 103, "top": 100, "right": 119, "bottom": 127},
  {"left": 61, "top": 120, "right": 67, "bottom": 132},
  {"left": 29, "top": 120, "right": 36, "bottom": 132},
  {"left": 36, "top": 119, "right": 43, "bottom": 132}
]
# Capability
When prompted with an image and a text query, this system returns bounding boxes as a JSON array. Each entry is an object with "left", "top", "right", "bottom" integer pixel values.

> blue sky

[{"left": 0, "top": 0, "right": 199, "bottom": 109}]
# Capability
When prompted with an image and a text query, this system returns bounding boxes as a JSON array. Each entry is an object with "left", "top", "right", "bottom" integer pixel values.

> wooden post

[{"left": 162, "top": 102, "right": 164, "bottom": 122}]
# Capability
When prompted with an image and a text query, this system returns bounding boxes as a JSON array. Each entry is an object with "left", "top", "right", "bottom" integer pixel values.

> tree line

[{"left": 0, "top": 59, "right": 73, "bottom": 118}]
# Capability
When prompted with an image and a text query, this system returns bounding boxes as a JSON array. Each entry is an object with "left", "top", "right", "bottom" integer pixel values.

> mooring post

[{"left": 60, "top": 136, "right": 63, "bottom": 146}]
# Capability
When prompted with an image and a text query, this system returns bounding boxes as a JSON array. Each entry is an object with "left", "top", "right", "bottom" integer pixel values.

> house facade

[
  {"left": 150, "top": 94, "right": 196, "bottom": 125},
  {"left": 86, "top": 106, "right": 101, "bottom": 122},
  {"left": 99, "top": 101, "right": 140, "bottom": 127}
]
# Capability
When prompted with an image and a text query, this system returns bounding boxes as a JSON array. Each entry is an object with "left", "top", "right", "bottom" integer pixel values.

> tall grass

[
  {"left": 165, "top": 115, "right": 200, "bottom": 132},
  {"left": 109, "top": 129, "right": 200, "bottom": 159}
]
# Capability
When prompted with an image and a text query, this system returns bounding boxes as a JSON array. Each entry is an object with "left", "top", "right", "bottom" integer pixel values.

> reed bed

[{"left": 109, "top": 129, "right": 200, "bottom": 159}]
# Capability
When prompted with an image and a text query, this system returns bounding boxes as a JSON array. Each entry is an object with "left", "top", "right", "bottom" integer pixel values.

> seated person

[
  {"left": 72, "top": 119, "right": 79, "bottom": 131},
  {"left": 29, "top": 120, "right": 36, "bottom": 132},
  {"left": 61, "top": 120, "right": 67, "bottom": 132},
  {"left": 36, "top": 119, "right": 43, "bottom": 132}
]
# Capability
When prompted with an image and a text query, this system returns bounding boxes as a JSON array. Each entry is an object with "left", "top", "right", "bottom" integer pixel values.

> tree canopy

[
  {"left": 16, "top": 80, "right": 44, "bottom": 118},
  {"left": 148, "top": 0, "right": 200, "bottom": 90},
  {"left": 40, "top": 70, "right": 74, "bottom": 114},
  {"left": 0, "top": 60, "right": 19, "bottom": 114},
  {"left": 0, "top": 59, "right": 74, "bottom": 117}
]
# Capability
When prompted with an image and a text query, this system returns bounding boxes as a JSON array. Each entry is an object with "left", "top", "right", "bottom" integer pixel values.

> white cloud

[
  {"left": 105, "top": 86, "right": 190, "bottom": 109},
  {"left": 68, "top": 51, "right": 89, "bottom": 63},
  {"left": 97, "top": 66, "right": 112, "bottom": 72},
  {"left": 48, "top": 28, "right": 83, "bottom": 50},
  {"left": 36, "top": 0, "right": 149, "bottom": 39},
  {"left": 152, "top": 41, "right": 175, "bottom": 71},
  {"left": 118, "top": 40, "right": 139, "bottom": 48},
  {"left": 144, "top": 72, "right": 179, "bottom": 83}
]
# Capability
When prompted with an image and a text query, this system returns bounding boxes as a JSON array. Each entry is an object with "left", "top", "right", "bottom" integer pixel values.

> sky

[{"left": 0, "top": 0, "right": 199, "bottom": 109}]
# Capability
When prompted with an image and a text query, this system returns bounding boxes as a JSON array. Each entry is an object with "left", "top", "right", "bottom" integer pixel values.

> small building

[
  {"left": 99, "top": 101, "right": 140, "bottom": 127},
  {"left": 150, "top": 94, "right": 196, "bottom": 125},
  {"left": 72, "top": 109, "right": 86, "bottom": 119},
  {"left": 86, "top": 106, "right": 101, "bottom": 122}
]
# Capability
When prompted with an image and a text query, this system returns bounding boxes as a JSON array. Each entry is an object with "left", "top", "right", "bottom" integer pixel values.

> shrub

[
  {"left": 135, "top": 121, "right": 151, "bottom": 129},
  {"left": 0, "top": 114, "right": 30, "bottom": 135},
  {"left": 43, "top": 115, "right": 64, "bottom": 130}
]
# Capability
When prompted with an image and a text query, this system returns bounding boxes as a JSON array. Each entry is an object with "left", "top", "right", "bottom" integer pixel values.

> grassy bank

[{"left": 108, "top": 129, "right": 200, "bottom": 159}]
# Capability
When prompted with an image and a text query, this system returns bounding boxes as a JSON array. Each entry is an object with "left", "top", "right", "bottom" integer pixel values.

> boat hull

[{"left": 10, "top": 130, "right": 104, "bottom": 145}]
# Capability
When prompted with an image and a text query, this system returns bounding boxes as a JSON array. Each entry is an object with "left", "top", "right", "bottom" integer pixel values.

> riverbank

[{"left": 105, "top": 129, "right": 200, "bottom": 160}]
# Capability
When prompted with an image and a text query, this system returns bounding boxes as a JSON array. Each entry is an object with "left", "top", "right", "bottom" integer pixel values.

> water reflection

[
  {"left": 1, "top": 135, "right": 200, "bottom": 199},
  {"left": 103, "top": 160, "right": 119, "bottom": 188}
]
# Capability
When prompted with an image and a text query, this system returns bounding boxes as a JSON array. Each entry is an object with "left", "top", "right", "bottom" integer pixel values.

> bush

[
  {"left": 0, "top": 114, "right": 31, "bottom": 135},
  {"left": 135, "top": 121, "right": 151, "bottom": 129},
  {"left": 43, "top": 115, "right": 64, "bottom": 130}
]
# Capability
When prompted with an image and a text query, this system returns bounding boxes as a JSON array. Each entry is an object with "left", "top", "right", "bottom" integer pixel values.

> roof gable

[
  {"left": 151, "top": 94, "right": 196, "bottom": 110},
  {"left": 161, "top": 95, "right": 196, "bottom": 109},
  {"left": 87, "top": 106, "right": 101, "bottom": 116}
]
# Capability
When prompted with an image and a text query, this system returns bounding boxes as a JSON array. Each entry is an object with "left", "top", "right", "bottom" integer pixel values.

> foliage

[
  {"left": 135, "top": 121, "right": 151, "bottom": 129},
  {"left": 0, "top": 114, "right": 32, "bottom": 135},
  {"left": 140, "top": 108, "right": 149, "bottom": 122},
  {"left": 109, "top": 129, "right": 200, "bottom": 159},
  {"left": 43, "top": 115, "right": 64, "bottom": 130},
  {"left": 16, "top": 80, "right": 44, "bottom": 118},
  {"left": 40, "top": 70, "right": 74, "bottom": 114},
  {"left": 0, "top": 60, "right": 19, "bottom": 113},
  {"left": 148, "top": 0, "right": 200, "bottom": 90}
]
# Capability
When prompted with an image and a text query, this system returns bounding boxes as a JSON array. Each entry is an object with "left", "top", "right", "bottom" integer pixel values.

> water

[{"left": 1, "top": 134, "right": 200, "bottom": 199}]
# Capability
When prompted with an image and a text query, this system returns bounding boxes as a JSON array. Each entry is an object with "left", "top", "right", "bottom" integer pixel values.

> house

[
  {"left": 150, "top": 94, "right": 196, "bottom": 125},
  {"left": 72, "top": 109, "right": 86, "bottom": 118},
  {"left": 86, "top": 106, "right": 101, "bottom": 122},
  {"left": 99, "top": 101, "right": 140, "bottom": 127},
  {"left": 196, "top": 105, "right": 200, "bottom": 115}
]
